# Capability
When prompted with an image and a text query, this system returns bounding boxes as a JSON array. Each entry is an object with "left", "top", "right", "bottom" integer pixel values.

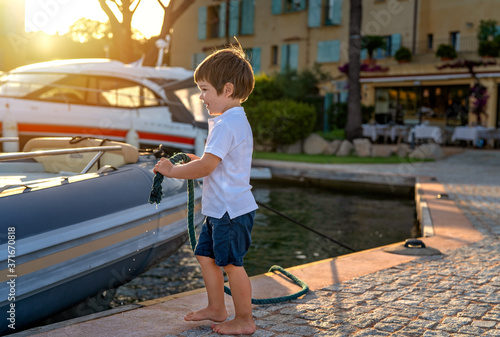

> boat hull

[{"left": 0, "top": 162, "right": 203, "bottom": 334}]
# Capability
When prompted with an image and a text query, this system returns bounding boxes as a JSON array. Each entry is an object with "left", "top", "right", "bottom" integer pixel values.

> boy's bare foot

[
  {"left": 184, "top": 307, "right": 227, "bottom": 322},
  {"left": 211, "top": 317, "right": 256, "bottom": 335}
]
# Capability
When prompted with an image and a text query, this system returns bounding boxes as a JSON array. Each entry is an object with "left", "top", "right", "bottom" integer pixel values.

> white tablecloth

[
  {"left": 451, "top": 126, "right": 497, "bottom": 144},
  {"left": 408, "top": 125, "right": 444, "bottom": 144},
  {"left": 362, "top": 124, "right": 390, "bottom": 142},
  {"left": 389, "top": 125, "right": 409, "bottom": 142}
]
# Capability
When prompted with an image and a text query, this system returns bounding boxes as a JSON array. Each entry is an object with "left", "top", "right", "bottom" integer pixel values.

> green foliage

[
  {"left": 478, "top": 40, "right": 500, "bottom": 57},
  {"left": 246, "top": 99, "right": 316, "bottom": 148},
  {"left": 435, "top": 44, "right": 457, "bottom": 59},
  {"left": 361, "top": 35, "right": 386, "bottom": 58},
  {"left": 326, "top": 102, "right": 373, "bottom": 130},
  {"left": 394, "top": 46, "right": 412, "bottom": 61},
  {"left": 246, "top": 64, "right": 332, "bottom": 108},
  {"left": 477, "top": 20, "right": 498, "bottom": 42}
]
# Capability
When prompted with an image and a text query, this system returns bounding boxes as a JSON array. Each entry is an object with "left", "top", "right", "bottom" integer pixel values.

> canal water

[{"left": 109, "top": 179, "right": 417, "bottom": 307}]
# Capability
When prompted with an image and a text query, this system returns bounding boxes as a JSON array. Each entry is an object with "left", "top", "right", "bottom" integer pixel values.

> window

[
  {"left": 207, "top": 5, "right": 222, "bottom": 39},
  {"left": 284, "top": 0, "right": 306, "bottom": 12},
  {"left": 198, "top": 1, "right": 254, "bottom": 40},
  {"left": 281, "top": 43, "right": 299, "bottom": 71},
  {"left": 450, "top": 31, "right": 460, "bottom": 51},
  {"left": 245, "top": 47, "right": 261, "bottom": 74},
  {"left": 272, "top": 0, "right": 306, "bottom": 14},
  {"left": 325, "top": 0, "right": 343, "bottom": 26},
  {"left": 271, "top": 45, "right": 279, "bottom": 66},
  {"left": 427, "top": 34, "right": 433, "bottom": 50},
  {"left": 192, "top": 53, "right": 206, "bottom": 70},
  {"left": 317, "top": 40, "right": 340, "bottom": 63},
  {"left": 309, "top": 0, "right": 343, "bottom": 27},
  {"left": 97, "top": 77, "right": 160, "bottom": 108}
]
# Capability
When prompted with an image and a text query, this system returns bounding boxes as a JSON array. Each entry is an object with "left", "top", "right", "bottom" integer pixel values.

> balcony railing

[{"left": 403, "top": 35, "right": 480, "bottom": 56}]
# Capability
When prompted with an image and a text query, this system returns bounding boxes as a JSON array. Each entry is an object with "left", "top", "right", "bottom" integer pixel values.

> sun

[{"left": 25, "top": 0, "right": 164, "bottom": 39}]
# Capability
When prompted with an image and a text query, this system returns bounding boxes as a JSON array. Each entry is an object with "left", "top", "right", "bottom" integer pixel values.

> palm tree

[
  {"left": 345, "top": 0, "right": 363, "bottom": 141},
  {"left": 361, "top": 35, "right": 386, "bottom": 61}
]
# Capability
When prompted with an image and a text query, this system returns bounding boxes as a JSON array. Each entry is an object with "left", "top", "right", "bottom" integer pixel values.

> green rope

[{"left": 149, "top": 153, "right": 309, "bottom": 305}]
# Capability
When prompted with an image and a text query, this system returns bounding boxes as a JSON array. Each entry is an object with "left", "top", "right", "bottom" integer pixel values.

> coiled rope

[{"left": 149, "top": 153, "right": 309, "bottom": 305}]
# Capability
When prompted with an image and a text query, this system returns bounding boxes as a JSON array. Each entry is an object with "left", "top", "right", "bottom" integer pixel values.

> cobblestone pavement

[{"left": 175, "top": 150, "right": 500, "bottom": 336}]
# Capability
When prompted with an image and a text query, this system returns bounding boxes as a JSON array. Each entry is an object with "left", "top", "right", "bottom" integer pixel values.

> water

[{"left": 110, "top": 180, "right": 417, "bottom": 306}]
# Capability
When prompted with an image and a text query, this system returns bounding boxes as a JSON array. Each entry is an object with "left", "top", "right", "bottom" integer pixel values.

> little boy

[{"left": 153, "top": 45, "right": 257, "bottom": 335}]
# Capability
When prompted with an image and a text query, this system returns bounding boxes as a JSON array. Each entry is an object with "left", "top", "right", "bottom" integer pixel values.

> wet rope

[{"left": 149, "top": 153, "right": 309, "bottom": 305}]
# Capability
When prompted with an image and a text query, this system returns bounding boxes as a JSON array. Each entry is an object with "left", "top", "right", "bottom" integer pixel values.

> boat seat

[{"left": 23, "top": 137, "right": 139, "bottom": 173}]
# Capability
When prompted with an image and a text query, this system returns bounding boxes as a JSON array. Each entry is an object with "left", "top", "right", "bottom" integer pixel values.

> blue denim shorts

[{"left": 194, "top": 211, "right": 255, "bottom": 267}]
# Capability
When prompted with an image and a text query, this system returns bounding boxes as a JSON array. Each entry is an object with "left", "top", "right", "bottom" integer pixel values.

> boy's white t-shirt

[{"left": 202, "top": 106, "right": 258, "bottom": 219}]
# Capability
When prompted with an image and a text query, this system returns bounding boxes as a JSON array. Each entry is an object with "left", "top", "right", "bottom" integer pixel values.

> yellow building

[
  {"left": 0, "top": 0, "right": 27, "bottom": 71},
  {"left": 170, "top": 0, "right": 500, "bottom": 129}
]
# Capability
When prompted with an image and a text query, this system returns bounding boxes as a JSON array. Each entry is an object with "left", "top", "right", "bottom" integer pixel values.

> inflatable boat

[{"left": 0, "top": 137, "right": 202, "bottom": 334}]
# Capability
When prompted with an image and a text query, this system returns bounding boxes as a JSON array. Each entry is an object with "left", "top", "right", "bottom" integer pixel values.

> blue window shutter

[
  {"left": 280, "top": 44, "right": 289, "bottom": 72},
  {"left": 229, "top": 0, "right": 240, "bottom": 36},
  {"left": 198, "top": 6, "right": 207, "bottom": 40},
  {"left": 308, "top": 0, "right": 321, "bottom": 28},
  {"left": 360, "top": 49, "right": 367, "bottom": 60},
  {"left": 299, "top": 0, "right": 306, "bottom": 10},
  {"left": 289, "top": 43, "right": 299, "bottom": 70},
  {"left": 219, "top": 2, "right": 227, "bottom": 38},
  {"left": 251, "top": 47, "right": 261, "bottom": 74},
  {"left": 241, "top": 0, "right": 254, "bottom": 35},
  {"left": 332, "top": 0, "right": 343, "bottom": 25},
  {"left": 272, "top": 0, "right": 282, "bottom": 14},
  {"left": 375, "top": 48, "right": 384, "bottom": 59},
  {"left": 192, "top": 52, "right": 206, "bottom": 69},
  {"left": 391, "top": 34, "right": 401, "bottom": 56},
  {"left": 495, "top": 26, "right": 500, "bottom": 36},
  {"left": 317, "top": 40, "right": 340, "bottom": 63}
]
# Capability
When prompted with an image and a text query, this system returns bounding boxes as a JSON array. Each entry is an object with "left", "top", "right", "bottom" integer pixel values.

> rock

[
  {"left": 303, "top": 133, "right": 328, "bottom": 155},
  {"left": 353, "top": 138, "right": 372, "bottom": 157},
  {"left": 277, "top": 140, "right": 302, "bottom": 154},
  {"left": 336, "top": 140, "right": 354, "bottom": 156},
  {"left": 409, "top": 143, "right": 445, "bottom": 160},
  {"left": 372, "top": 144, "right": 393, "bottom": 157},
  {"left": 324, "top": 139, "right": 341, "bottom": 155},
  {"left": 395, "top": 143, "right": 411, "bottom": 158}
]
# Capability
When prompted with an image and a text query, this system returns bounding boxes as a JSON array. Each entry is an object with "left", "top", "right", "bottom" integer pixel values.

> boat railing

[
  {"left": 0, "top": 145, "right": 123, "bottom": 193},
  {"left": 0, "top": 145, "right": 122, "bottom": 173},
  {"left": 0, "top": 137, "right": 18, "bottom": 143}
]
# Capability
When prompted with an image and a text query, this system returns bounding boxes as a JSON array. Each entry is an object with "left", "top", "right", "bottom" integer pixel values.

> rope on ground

[{"left": 149, "top": 153, "right": 309, "bottom": 305}]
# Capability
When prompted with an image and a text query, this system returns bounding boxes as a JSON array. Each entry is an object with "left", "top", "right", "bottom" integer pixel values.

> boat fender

[
  {"left": 126, "top": 126, "right": 140, "bottom": 148},
  {"left": 2, "top": 104, "right": 19, "bottom": 152}
]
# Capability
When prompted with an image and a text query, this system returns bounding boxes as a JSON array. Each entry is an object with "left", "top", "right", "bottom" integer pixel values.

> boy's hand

[
  {"left": 186, "top": 153, "right": 200, "bottom": 161},
  {"left": 153, "top": 157, "right": 174, "bottom": 176}
]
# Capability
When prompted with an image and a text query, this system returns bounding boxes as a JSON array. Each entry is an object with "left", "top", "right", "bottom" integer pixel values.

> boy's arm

[{"left": 153, "top": 153, "right": 220, "bottom": 180}]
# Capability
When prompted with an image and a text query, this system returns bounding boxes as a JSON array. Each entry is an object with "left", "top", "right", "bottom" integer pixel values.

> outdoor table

[
  {"left": 451, "top": 126, "right": 497, "bottom": 146},
  {"left": 408, "top": 124, "right": 444, "bottom": 144},
  {"left": 362, "top": 124, "right": 390, "bottom": 143},
  {"left": 389, "top": 125, "right": 409, "bottom": 143}
]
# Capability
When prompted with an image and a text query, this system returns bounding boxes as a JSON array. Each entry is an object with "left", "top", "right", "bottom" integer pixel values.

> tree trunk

[
  {"left": 98, "top": 0, "right": 139, "bottom": 63},
  {"left": 143, "top": 0, "right": 196, "bottom": 66},
  {"left": 345, "top": 0, "right": 363, "bottom": 141}
]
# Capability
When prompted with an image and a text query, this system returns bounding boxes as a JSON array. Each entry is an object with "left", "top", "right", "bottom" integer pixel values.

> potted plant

[
  {"left": 435, "top": 44, "right": 457, "bottom": 61},
  {"left": 361, "top": 35, "right": 386, "bottom": 65},
  {"left": 394, "top": 46, "right": 412, "bottom": 63},
  {"left": 478, "top": 40, "right": 499, "bottom": 58}
]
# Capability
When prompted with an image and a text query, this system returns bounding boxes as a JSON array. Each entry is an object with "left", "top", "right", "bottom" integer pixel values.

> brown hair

[{"left": 194, "top": 44, "right": 255, "bottom": 102}]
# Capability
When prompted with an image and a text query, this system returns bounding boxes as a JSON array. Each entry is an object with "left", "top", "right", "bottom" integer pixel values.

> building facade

[
  {"left": 0, "top": 0, "right": 26, "bottom": 71},
  {"left": 170, "top": 0, "right": 500, "bottom": 129}
]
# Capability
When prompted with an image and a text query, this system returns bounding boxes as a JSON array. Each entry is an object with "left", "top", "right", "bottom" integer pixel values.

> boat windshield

[
  {"left": 0, "top": 72, "right": 165, "bottom": 108},
  {"left": 0, "top": 73, "right": 65, "bottom": 97}
]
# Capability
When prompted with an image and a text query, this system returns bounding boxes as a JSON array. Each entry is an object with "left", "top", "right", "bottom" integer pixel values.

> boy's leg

[
  {"left": 184, "top": 255, "right": 228, "bottom": 322},
  {"left": 211, "top": 264, "right": 256, "bottom": 335}
]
